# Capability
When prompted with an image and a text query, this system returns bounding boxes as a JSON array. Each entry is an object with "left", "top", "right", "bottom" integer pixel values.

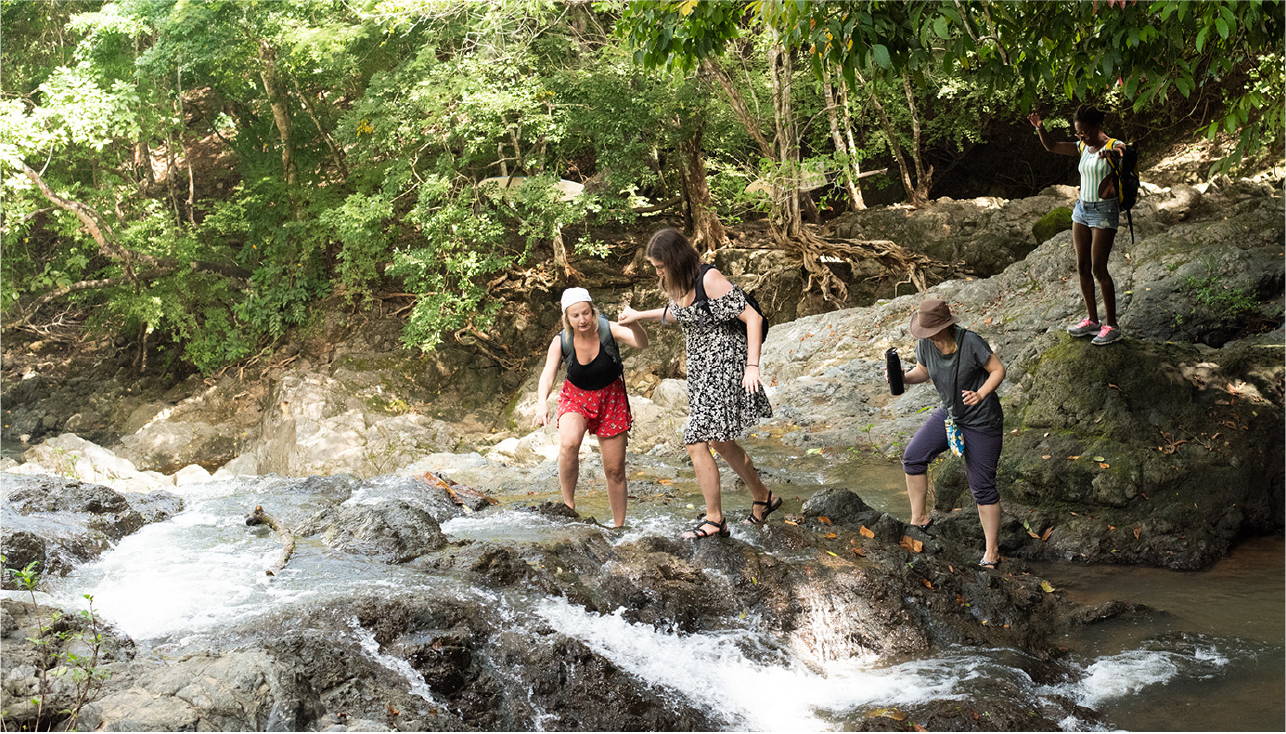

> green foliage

[
  {"left": 1, "top": 0, "right": 1278, "bottom": 371},
  {"left": 1182, "top": 275, "right": 1258, "bottom": 321}
]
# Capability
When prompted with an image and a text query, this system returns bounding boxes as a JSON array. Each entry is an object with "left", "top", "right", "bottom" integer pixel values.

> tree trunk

[
  {"left": 854, "top": 69, "right": 922, "bottom": 206},
  {"left": 702, "top": 58, "right": 775, "bottom": 160},
  {"left": 677, "top": 125, "right": 727, "bottom": 253},
  {"left": 821, "top": 64, "right": 865, "bottom": 210},
  {"left": 837, "top": 80, "right": 867, "bottom": 209},
  {"left": 767, "top": 36, "right": 803, "bottom": 241},
  {"left": 902, "top": 75, "right": 934, "bottom": 203},
  {"left": 258, "top": 41, "right": 295, "bottom": 186}
]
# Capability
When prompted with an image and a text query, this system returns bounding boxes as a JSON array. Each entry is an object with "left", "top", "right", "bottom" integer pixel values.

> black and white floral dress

[{"left": 670, "top": 286, "right": 773, "bottom": 445}]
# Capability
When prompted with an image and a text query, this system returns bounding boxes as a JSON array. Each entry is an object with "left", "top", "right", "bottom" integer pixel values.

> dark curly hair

[{"left": 1074, "top": 105, "right": 1106, "bottom": 128}]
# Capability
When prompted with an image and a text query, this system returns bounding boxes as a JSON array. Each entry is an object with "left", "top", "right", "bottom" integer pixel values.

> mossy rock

[{"left": 1031, "top": 206, "right": 1072, "bottom": 244}]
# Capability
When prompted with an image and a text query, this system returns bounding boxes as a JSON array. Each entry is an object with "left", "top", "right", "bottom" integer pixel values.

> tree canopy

[{"left": 2, "top": 0, "right": 1280, "bottom": 373}]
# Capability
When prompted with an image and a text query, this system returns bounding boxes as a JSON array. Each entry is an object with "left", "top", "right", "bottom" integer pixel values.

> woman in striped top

[{"left": 1028, "top": 106, "right": 1127, "bottom": 346}]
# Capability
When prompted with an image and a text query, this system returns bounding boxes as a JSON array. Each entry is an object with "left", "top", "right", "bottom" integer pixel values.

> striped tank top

[{"left": 1076, "top": 139, "right": 1120, "bottom": 203}]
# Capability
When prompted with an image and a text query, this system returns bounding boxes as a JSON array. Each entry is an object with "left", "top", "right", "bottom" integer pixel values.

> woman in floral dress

[{"left": 619, "top": 228, "right": 777, "bottom": 539}]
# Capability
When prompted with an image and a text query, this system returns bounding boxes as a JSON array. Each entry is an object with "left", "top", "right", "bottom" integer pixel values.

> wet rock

[
  {"left": 1, "top": 473, "right": 181, "bottom": 586},
  {"left": 802, "top": 488, "right": 882, "bottom": 528},
  {"left": 306, "top": 500, "right": 447, "bottom": 563}
]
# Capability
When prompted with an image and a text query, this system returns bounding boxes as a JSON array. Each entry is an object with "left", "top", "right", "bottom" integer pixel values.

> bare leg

[
  {"left": 598, "top": 433, "right": 628, "bottom": 528},
  {"left": 1090, "top": 227, "right": 1118, "bottom": 327},
  {"left": 557, "top": 412, "right": 588, "bottom": 510},
  {"left": 1071, "top": 221, "right": 1098, "bottom": 322},
  {"left": 978, "top": 502, "right": 1002, "bottom": 564},
  {"left": 711, "top": 440, "right": 770, "bottom": 518},
  {"left": 686, "top": 442, "right": 723, "bottom": 525},
  {"left": 904, "top": 472, "right": 930, "bottom": 527}
]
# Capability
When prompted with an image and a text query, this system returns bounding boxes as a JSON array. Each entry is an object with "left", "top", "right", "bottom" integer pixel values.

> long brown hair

[{"left": 646, "top": 228, "right": 701, "bottom": 301}]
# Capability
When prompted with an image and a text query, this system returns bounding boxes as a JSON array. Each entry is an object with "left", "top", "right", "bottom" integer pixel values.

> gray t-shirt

[{"left": 914, "top": 326, "right": 1003, "bottom": 431}]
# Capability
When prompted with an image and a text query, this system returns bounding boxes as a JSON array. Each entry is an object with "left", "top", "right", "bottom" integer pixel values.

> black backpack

[
  {"left": 693, "top": 264, "right": 769, "bottom": 343},
  {"left": 560, "top": 313, "right": 621, "bottom": 365},
  {"left": 1106, "top": 140, "right": 1140, "bottom": 244}
]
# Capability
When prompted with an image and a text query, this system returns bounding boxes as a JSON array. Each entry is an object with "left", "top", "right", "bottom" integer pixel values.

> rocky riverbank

[{"left": 4, "top": 471, "right": 1126, "bottom": 731}]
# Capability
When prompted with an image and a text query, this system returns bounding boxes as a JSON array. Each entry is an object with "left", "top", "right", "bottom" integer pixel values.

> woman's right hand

[
  {"left": 1027, "top": 112, "right": 1043, "bottom": 129},
  {"left": 617, "top": 305, "right": 640, "bottom": 326},
  {"left": 534, "top": 402, "right": 549, "bottom": 427}
]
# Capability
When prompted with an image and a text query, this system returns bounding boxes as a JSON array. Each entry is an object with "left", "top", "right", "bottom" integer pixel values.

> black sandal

[
  {"left": 747, "top": 491, "right": 784, "bottom": 525},
  {"left": 910, "top": 519, "right": 935, "bottom": 534},
  {"left": 684, "top": 517, "right": 729, "bottom": 539}
]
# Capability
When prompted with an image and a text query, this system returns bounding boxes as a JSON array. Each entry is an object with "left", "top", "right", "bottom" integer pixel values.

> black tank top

[{"left": 566, "top": 339, "right": 622, "bottom": 390}]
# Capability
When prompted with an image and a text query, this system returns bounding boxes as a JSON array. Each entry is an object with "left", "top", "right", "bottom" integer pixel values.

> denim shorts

[{"left": 1072, "top": 198, "right": 1119, "bottom": 230}]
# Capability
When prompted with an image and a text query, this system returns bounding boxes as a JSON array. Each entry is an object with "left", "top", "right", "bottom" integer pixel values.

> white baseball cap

[{"left": 560, "top": 287, "right": 592, "bottom": 312}]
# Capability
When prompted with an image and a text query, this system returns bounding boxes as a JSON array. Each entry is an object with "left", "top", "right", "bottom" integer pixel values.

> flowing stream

[{"left": 40, "top": 441, "right": 1284, "bottom": 731}]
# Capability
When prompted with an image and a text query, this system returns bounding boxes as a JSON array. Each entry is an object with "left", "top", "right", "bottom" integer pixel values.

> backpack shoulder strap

[
  {"left": 598, "top": 314, "right": 620, "bottom": 364},
  {"left": 693, "top": 263, "right": 715, "bottom": 303},
  {"left": 560, "top": 329, "right": 572, "bottom": 363}
]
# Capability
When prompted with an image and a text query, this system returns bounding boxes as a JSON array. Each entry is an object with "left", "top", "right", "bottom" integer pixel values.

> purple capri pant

[{"left": 902, "top": 408, "right": 1002, "bottom": 506}]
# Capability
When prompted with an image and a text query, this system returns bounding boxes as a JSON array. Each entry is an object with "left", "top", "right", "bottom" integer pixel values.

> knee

[
  {"left": 1091, "top": 262, "right": 1112, "bottom": 281},
  {"left": 970, "top": 482, "right": 1000, "bottom": 506},
  {"left": 710, "top": 440, "right": 740, "bottom": 459},
  {"left": 902, "top": 444, "right": 930, "bottom": 476},
  {"left": 559, "top": 439, "right": 582, "bottom": 458},
  {"left": 604, "top": 464, "right": 626, "bottom": 485}
]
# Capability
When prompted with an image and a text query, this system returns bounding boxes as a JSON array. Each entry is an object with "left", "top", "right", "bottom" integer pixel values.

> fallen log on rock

[
  {"left": 245, "top": 505, "right": 296, "bottom": 576},
  {"left": 422, "top": 471, "right": 497, "bottom": 513}
]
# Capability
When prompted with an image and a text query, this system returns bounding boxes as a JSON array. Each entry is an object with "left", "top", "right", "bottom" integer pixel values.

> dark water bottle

[{"left": 885, "top": 348, "right": 905, "bottom": 395}]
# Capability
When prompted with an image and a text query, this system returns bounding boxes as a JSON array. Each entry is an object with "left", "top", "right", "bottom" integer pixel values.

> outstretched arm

[
  {"left": 1028, "top": 112, "right": 1079, "bottom": 156},
  {"left": 619, "top": 304, "right": 673, "bottom": 326},
  {"left": 611, "top": 321, "right": 648, "bottom": 350}
]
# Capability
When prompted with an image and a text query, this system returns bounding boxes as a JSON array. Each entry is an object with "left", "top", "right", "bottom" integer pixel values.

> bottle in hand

[{"left": 885, "top": 348, "right": 904, "bottom": 395}]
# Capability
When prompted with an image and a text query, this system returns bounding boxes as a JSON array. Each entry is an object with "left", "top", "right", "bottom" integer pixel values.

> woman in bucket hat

[
  {"left": 891, "top": 298, "right": 1007, "bottom": 568},
  {"left": 534, "top": 287, "right": 649, "bottom": 528}
]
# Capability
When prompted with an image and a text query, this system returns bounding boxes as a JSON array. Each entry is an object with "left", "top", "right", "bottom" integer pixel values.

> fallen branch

[{"left": 246, "top": 505, "right": 296, "bottom": 576}]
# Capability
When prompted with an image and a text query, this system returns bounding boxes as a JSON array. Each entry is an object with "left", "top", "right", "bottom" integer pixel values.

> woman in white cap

[{"left": 534, "top": 287, "right": 649, "bottom": 528}]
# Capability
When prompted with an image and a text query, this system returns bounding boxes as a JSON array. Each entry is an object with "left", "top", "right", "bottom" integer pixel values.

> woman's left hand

[
  {"left": 743, "top": 365, "right": 763, "bottom": 394},
  {"left": 961, "top": 389, "right": 983, "bottom": 406}
]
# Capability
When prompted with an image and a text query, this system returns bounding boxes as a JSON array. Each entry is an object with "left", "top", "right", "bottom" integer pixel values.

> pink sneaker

[
  {"left": 1092, "top": 324, "right": 1123, "bottom": 345},
  {"left": 1067, "top": 318, "right": 1100, "bottom": 338}
]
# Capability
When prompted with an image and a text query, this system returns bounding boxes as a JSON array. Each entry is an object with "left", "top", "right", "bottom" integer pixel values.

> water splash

[
  {"left": 534, "top": 597, "right": 978, "bottom": 730},
  {"left": 348, "top": 616, "right": 439, "bottom": 704}
]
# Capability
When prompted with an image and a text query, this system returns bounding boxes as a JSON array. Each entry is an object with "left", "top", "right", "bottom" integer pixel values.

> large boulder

[
  {"left": 963, "top": 336, "right": 1283, "bottom": 570},
  {"left": 234, "top": 371, "right": 461, "bottom": 477},
  {"left": 1, "top": 597, "right": 136, "bottom": 732},
  {"left": 12, "top": 434, "right": 175, "bottom": 492}
]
